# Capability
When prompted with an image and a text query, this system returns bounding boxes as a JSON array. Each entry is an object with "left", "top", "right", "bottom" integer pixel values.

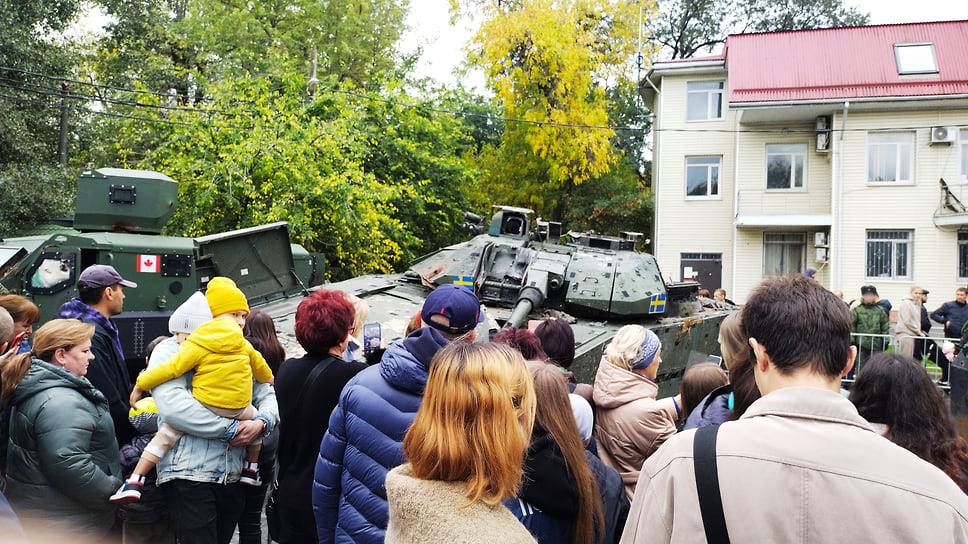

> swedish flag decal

[
  {"left": 648, "top": 293, "right": 667, "bottom": 314},
  {"left": 453, "top": 276, "right": 474, "bottom": 290}
]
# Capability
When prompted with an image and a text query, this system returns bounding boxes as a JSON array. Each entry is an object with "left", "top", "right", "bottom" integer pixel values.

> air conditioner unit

[
  {"left": 931, "top": 126, "right": 957, "bottom": 144},
  {"left": 816, "top": 116, "right": 832, "bottom": 153},
  {"left": 814, "top": 232, "right": 828, "bottom": 247},
  {"left": 814, "top": 247, "right": 829, "bottom": 263}
]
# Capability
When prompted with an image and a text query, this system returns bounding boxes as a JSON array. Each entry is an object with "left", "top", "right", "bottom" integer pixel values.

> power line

[{"left": 3, "top": 66, "right": 966, "bottom": 135}]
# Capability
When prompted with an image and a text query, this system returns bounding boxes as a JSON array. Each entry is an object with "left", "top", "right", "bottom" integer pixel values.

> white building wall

[
  {"left": 651, "top": 70, "right": 968, "bottom": 306},
  {"left": 653, "top": 74, "right": 736, "bottom": 294}
]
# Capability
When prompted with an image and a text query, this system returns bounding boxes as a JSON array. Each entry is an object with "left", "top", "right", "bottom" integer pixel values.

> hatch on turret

[{"left": 71, "top": 168, "right": 178, "bottom": 234}]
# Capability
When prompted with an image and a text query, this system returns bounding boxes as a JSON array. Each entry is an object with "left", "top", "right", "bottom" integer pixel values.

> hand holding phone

[
  {"left": 363, "top": 323, "right": 382, "bottom": 355},
  {"left": 8, "top": 330, "right": 27, "bottom": 350}
]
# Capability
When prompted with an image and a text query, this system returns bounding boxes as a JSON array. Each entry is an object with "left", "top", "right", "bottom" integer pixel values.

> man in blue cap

[{"left": 313, "top": 285, "right": 485, "bottom": 544}]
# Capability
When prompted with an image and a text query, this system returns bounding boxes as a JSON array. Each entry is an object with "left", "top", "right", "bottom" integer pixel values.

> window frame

[
  {"left": 761, "top": 232, "right": 807, "bottom": 278},
  {"left": 959, "top": 232, "right": 968, "bottom": 282},
  {"left": 894, "top": 43, "right": 939, "bottom": 75},
  {"left": 867, "top": 131, "right": 916, "bottom": 185},
  {"left": 865, "top": 229, "right": 913, "bottom": 281},
  {"left": 685, "top": 81, "right": 725, "bottom": 122},
  {"left": 684, "top": 155, "right": 722, "bottom": 200},
  {"left": 765, "top": 143, "right": 808, "bottom": 191},
  {"left": 960, "top": 129, "right": 968, "bottom": 184}
]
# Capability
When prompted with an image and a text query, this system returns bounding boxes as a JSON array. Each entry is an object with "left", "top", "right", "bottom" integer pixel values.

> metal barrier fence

[{"left": 845, "top": 333, "right": 954, "bottom": 390}]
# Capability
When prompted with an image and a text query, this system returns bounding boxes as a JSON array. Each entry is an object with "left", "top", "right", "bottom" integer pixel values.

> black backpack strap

[
  {"left": 693, "top": 425, "right": 730, "bottom": 544},
  {"left": 292, "top": 355, "right": 338, "bottom": 410}
]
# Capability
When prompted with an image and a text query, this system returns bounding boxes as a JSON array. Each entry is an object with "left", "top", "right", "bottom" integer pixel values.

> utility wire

[{"left": 3, "top": 66, "right": 966, "bottom": 135}]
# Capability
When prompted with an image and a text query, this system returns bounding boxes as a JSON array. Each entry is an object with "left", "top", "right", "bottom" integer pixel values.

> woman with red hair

[{"left": 273, "top": 290, "right": 368, "bottom": 543}]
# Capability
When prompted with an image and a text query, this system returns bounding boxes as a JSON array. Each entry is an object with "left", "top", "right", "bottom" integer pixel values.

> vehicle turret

[{"left": 408, "top": 205, "right": 687, "bottom": 330}]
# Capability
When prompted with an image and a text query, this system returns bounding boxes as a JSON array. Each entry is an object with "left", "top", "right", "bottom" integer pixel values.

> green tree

[
  {"left": 95, "top": 0, "right": 410, "bottom": 97},
  {"left": 454, "top": 0, "right": 655, "bottom": 219},
  {"left": 654, "top": 0, "right": 870, "bottom": 59},
  {"left": 0, "top": 0, "right": 88, "bottom": 233}
]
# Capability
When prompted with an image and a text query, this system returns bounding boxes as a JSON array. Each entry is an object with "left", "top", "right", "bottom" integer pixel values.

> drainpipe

[
  {"left": 732, "top": 109, "right": 743, "bottom": 300},
  {"left": 834, "top": 101, "right": 849, "bottom": 291}
]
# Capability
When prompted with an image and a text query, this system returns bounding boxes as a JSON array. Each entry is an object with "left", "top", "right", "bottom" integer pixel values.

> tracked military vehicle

[
  {"left": 0, "top": 168, "right": 324, "bottom": 367},
  {"left": 260, "top": 206, "right": 737, "bottom": 397}
]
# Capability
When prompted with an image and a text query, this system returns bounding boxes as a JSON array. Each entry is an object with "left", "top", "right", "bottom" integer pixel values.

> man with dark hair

[
  {"left": 58, "top": 264, "right": 138, "bottom": 445},
  {"left": 931, "top": 287, "right": 968, "bottom": 339},
  {"left": 621, "top": 276, "right": 968, "bottom": 542}
]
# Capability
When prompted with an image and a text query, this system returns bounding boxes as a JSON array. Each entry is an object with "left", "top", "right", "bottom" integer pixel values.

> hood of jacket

[
  {"left": 592, "top": 358, "right": 658, "bottom": 410},
  {"left": 183, "top": 317, "right": 245, "bottom": 355},
  {"left": 519, "top": 433, "right": 579, "bottom": 518},
  {"left": 8, "top": 358, "right": 106, "bottom": 407},
  {"left": 380, "top": 326, "right": 451, "bottom": 395}
]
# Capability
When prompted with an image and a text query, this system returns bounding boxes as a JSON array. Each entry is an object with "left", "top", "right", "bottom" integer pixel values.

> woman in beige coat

[
  {"left": 895, "top": 286, "right": 925, "bottom": 359},
  {"left": 385, "top": 342, "right": 537, "bottom": 544},
  {"left": 593, "top": 325, "right": 681, "bottom": 500}
]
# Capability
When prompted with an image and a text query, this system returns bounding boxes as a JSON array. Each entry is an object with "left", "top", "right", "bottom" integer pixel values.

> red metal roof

[{"left": 725, "top": 20, "right": 968, "bottom": 103}]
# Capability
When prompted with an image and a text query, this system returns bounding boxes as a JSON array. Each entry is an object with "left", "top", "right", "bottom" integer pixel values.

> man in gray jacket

[{"left": 622, "top": 275, "right": 968, "bottom": 543}]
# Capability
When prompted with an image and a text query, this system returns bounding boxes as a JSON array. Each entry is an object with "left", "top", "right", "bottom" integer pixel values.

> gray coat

[{"left": 5, "top": 359, "right": 122, "bottom": 538}]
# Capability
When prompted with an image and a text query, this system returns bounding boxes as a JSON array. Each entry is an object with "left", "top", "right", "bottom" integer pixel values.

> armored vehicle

[
  {"left": 0, "top": 168, "right": 324, "bottom": 368},
  {"left": 260, "top": 206, "right": 737, "bottom": 397}
]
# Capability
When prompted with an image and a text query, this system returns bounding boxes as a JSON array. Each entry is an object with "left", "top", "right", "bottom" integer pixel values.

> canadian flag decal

[{"left": 137, "top": 255, "right": 160, "bottom": 273}]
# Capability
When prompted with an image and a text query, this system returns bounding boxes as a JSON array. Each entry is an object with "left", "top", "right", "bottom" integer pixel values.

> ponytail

[{"left": 1, "top": 352, "right": 32, "bottom": 408}]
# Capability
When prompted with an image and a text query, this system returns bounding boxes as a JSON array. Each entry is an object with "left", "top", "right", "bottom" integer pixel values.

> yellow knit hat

[{"left": 205, "top": 277, "right": 249, "bottom": 317}]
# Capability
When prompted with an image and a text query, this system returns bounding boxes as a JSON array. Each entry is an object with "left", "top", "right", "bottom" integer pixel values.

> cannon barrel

[{"left": 502, "top": 270, "right": 548, "bottom": 330}]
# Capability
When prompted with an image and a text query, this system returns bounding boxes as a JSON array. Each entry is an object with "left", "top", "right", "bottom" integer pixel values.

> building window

[
  {"left": 766, "top": 144, "right": 807, "bottom": 190},
  {"left": 685, "top": 156, "right": 720, "bottom": 198},
  {"left": 894, "top": 43, "right": 938, "bottom": 75},
  {"left": 959, "top": 232, "right": 968, "bottom": 281},
  {"left": 868, "top": 132, "right": 914, "bottom": 183},
  {"left": 686, "top": 81, "right": 724, "bottom": 121},
  {"left": 762, "top": 232, "right": 806, "bottom": 277},
  {"left": 866, "top": 230, "right": 912, "bottom": 279},
  {"left": 961, "top": 129, "right": 968, "bottom": 182}
]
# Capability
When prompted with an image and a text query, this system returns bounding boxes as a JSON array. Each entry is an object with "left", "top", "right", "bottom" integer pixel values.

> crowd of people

[{"left": 0, "top": 265, "right": 968, "bottom": 543}]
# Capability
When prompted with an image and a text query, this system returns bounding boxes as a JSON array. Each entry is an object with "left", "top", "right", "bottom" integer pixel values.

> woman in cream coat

[{"left": 593, "top": 325, "right": 681, "bottom": 500}]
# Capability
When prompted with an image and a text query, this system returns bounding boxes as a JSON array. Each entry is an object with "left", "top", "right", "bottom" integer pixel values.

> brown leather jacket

[
  {"left": 622, "top": 387, "right": 968, "bottom": 543},
  {"left": 592, "top": 359, "right": 678, "bottom": 500}
]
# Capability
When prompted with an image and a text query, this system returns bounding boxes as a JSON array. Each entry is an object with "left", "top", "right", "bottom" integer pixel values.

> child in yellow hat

[{"left": 110, "top": 278, "right": 275, "bottom": 504}]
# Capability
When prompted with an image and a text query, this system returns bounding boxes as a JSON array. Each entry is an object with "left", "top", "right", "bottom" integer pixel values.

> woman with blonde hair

[
  {"left": 385, "top": 342, "right": 537, "bottom": 544},
  {"left": 895, "top": 286, "right": 925, "bottom": 359},
  {"left": 592, "top": 325, "right": 681, "bottom": 500},
  {"left": 1, "top": 319, "right": 122, "bottom": 540}
]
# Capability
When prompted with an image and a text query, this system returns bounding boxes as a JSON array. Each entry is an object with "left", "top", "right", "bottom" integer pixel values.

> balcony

[
  {"left": 735, "top": 188, "right": 832, "bottom": 228},
  {"left": 933, "top": 179, "right": 968, "bottom": 230}
]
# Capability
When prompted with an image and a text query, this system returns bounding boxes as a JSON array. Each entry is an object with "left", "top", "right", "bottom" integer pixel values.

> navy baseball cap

[
  {"left": 78, "top": 264, "right": 137, "bottom": 289},
  {"left": 421, "top": 284, "right": 484, "bottom": 335}
]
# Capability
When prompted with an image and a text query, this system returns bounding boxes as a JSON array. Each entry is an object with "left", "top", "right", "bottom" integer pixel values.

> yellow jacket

[{"left": 137, "top": 317, "right": 274, "bottom": 409}]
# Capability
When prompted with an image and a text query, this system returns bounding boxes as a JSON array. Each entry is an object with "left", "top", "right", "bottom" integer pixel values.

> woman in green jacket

[{"left": 1, "top": 319, "right": 122, "bottom": 540}]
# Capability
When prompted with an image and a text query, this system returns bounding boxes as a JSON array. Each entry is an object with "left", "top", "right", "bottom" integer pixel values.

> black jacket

[
  {"left": 931, "top": 300, "right": 968, "bottom": 338},
  {"left": 118, "top": 434, "right": 169, "bottom": 524},
  {"left": 276, "top": 354, "right": 366, "bottom": 512},
  {"left": 89, "top": 319, "right": 137, "bottom": 446}
]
